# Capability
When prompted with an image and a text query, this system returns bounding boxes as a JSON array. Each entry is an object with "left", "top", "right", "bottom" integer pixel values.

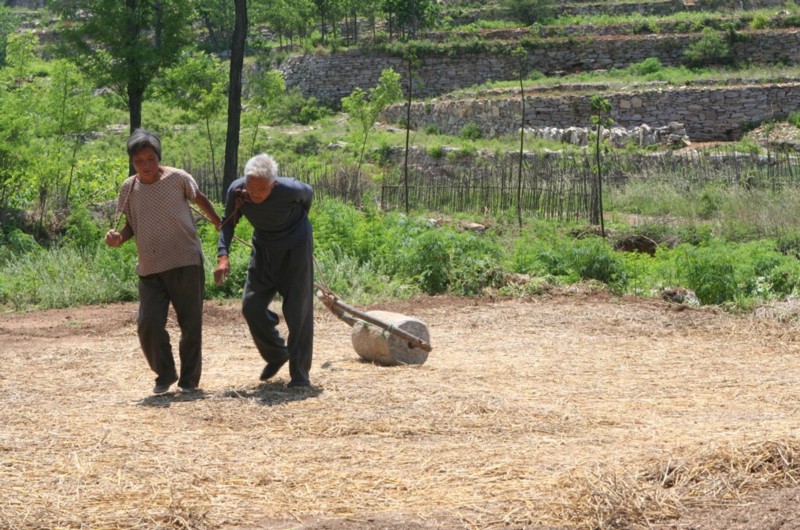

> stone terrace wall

[
  {"left": 278, "top": 30, "right": 800, "bottom": 105},
  {"left": 556, "top": 0, "right": 786, "bottom": 16},
  {"left": 380, "top": 82, "right": 800, "bottom": 141}
]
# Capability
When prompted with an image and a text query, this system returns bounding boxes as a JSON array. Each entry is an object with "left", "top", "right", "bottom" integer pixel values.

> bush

[
  {"left": 565, "top": 237, "right": 628, "bottom": 290},
  {"left": 749, "top": 13, "right": 771, "bottom": 30},
  {"left": 684, "top": 28, "right": 733, "bottom": 67},
  {"left": 64, "top": 204, "right": 104, "bottom": 251},
  {"left": 502, "top": 0, "right": 554, "bottom": 25},
  {"left": 627, "top": 57, "right": 663, "bottom": 76},
  {"left": 459, "top": 122, "right": 483, "bottom": 140},
  {"left": 676, "top": 242, "right": 738, "bottom": 305}
]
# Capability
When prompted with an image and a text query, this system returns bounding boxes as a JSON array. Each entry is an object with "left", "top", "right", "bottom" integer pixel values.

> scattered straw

[{"left": 2, "top": 290, "right": 800, "bottom": 529}]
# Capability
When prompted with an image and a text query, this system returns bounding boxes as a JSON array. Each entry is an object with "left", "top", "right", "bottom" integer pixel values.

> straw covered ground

[{"left": 2, "top": 287, "right": 800, "bottom": 529}]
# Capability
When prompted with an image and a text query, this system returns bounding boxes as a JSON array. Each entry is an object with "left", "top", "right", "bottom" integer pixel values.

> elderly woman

[
  {"left": 214, "top": 153, "right": 314, "bottom": 388},
  {"left": 105, "top": 128, "right": 221, "bottom": 395}
]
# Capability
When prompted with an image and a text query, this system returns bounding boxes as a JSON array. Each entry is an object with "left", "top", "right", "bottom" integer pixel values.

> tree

[
  {"left": 193, "top": 0, "right": 234, "bottom": 52},
  {"left": 155, "top": 50, "right": 227, "bottom": 186},
  {"left": 402, "top": 51, "right": 419, "bottom": 215},
  {"left": 382, "top": 0, "right": 439, "bottom": 39},
  {"left": 42, "top": 60, "right": 106, "bottom": 208},
  {"left": 53, "top": 0, "right": 194, "bottom": 133},
  {"left": 513, "top": 46, "right": 528, "bottom": 229},
  {"left": 223, "top": 0, "right": 247, "bottom": 197},
  {"left": 0, "top": 7, "right": 20, "bottom": 68},
  {"left": 5, "top": 31, "right": 35, "bottom": 82},
  {"left": 244, "top": 68, "right": 286, "bottom": 154},
  {"left": 253, "top": 0, "right": 314, "bottom": 47},
  {"left": 590, "top": 95, "right": 613, "bottom": 236},
  {"left": 501, "top": 0, "right": 554, "bottom": 26},
  {"left": 341, "top": 68, "right": 403, "bottom": 196}
]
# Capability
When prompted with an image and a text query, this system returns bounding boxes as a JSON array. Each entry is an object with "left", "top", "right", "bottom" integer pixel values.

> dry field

[{"left": 1, "top": 288, "right": 800, "bottom": 529}]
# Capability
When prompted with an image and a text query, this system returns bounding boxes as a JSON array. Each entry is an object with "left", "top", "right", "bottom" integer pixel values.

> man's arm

[
  {"left": 214, "top": 184, "right": 240, "bottom": 285},
  {"left": 104, "top": 220, "right": 134, "bottom": 247},
  {"left": 193, "top": 191, "right": 222, "bottom": 229}
]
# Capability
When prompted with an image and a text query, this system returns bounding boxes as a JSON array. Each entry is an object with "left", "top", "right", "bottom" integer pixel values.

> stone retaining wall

[
  {"left": 279, "top": 30, "right": 800, "bottom": 105},
  {"left": 379, "top": 82, "right": 800, "bottom": 141}
]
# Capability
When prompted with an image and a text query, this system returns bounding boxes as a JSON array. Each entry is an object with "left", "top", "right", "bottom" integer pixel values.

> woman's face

[
  {"left": 245, "top": 176, "right": 276, "bottom": 204},
  {"left": 132, "top": 146, "right": 161, "bottom": 183}
]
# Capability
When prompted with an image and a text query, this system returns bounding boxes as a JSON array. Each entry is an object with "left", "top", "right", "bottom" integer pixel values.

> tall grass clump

[
  {"left": 311, "top": 199, "right": 504, "bottom": 296},
  {"left": 511, "top": 222, "right": 628, "bottom": 291},
  {"left": 0, "top": 243, "right": 138, "bottom": 310},
  {"left": 671, "top": 239, "right": 800, "bottom": 306}
]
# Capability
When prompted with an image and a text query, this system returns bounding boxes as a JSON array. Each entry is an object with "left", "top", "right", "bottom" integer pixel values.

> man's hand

[
  {"left": 214, "top": 255, "right": 230, "bottom": 286},
  {"left": 105, "top": 230, "right": 123, "bottom": 247}
]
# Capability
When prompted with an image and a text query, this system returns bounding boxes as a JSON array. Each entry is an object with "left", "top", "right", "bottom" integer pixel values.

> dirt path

[{"left": 1, "top": 290, "right": 799, "bottom": 529}]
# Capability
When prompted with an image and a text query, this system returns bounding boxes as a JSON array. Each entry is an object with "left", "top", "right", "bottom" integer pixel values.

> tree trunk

[
  {"left": 223, "top": 0, "right": 247, "bottom": 197},
  {"left": 127, "top": 84, "right": 144, "bottom": 175}
]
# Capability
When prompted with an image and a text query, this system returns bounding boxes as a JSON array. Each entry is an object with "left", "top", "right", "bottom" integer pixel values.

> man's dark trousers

[
  {"left": 137, "top": 264, "right": 204, "bottom": 389},
  {"left": 241, "top": 239, "right": 314, "bottom": 385}
]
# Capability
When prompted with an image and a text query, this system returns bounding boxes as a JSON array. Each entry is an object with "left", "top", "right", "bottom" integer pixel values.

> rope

[{"left": 189, "top": 203, "right": 432, "bottom": 353}]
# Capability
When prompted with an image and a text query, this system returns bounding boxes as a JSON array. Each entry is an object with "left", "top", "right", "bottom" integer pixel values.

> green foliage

[
  {"left": 0, "top": 244, "right": 138, "bottom": 310},
  {"left": 152, "top": 50, "right": 227, "bottom": 123},
  {"left": 152, "top": 49, "right": 227, "bottom": 180},
  {"left": 243, "top": 68, "right": 286, "bottom": 152},
  {"left": 627, "top": 57, "right": 663, "bottom": 76},
  {"left": 513, "top": 232, "right": 627, "bottom": 290},
  {"left": 427, "top": 145, "right": 445, "bottom": 159},
  {"left": 63, "top": 204, "right": 104, "bottom": 250},
  {"left": 788, "top": 111, "right": 800, "bottom": 128},
  {"left": 749, "top": 13, "right": 771, "bottom": 30},
  {"left": 674, "top": 241, "right": 736, "bottom": 305},
  {"left": 684, "top": 28, "right": 733, "bottom": 67},
  {"left": 342, "top": 68, "right": 404, "bottom": 179},
  {"left": 269, "top": 88, "right": 331, "bottom": 125},
  {"left": 53, "top": 0, "right": 195, "bottom": 126},
  {"left": 0, "top": 7, "right": 21, "bottom": 67},
  {"left": 0, "top": 227, "right": 37, "bottom": 266},
  {"left": 6, "top": 31, "right": 37, "bottom": 80},
  {"left": 459, "top": 122, "right": 483, "bottom": 140},
  {"left": 502, "top": 0, "right": 554, "bottom": 26}
]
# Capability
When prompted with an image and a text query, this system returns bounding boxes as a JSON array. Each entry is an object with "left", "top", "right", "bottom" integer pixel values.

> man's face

[
  {"left": 132, "top": 147, "right": 160, "bottom": 182},
  {"left": 245, "top": 176, "right": 276, "bottom": 204}
]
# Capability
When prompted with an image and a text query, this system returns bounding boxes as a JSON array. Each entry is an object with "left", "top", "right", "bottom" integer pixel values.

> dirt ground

[{"left": 2, "top": 288, "right": 800, "bottom": 529}]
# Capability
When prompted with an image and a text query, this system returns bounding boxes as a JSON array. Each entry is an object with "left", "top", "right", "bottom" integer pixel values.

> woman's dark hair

[{"left": 126, "top": 128, "right": 162, "bottom": 160}]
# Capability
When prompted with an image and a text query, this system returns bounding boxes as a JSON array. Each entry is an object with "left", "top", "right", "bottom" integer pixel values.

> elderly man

[{"left": 215, "top": 153, "right": 314, "bottom": 388}]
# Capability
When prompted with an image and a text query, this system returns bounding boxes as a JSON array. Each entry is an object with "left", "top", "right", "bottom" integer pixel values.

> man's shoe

[
  {"left": 177, "top": 386, "right": 198, "bottom": 394},
  {"left": 287, "top": 380, "right": 311, "bottom": 388},
  {"left": 260, "top": 359, "right": 288, "bottom": 382},
  {"left": 153, "top": 379, "right": 177, "bottom": 395}
]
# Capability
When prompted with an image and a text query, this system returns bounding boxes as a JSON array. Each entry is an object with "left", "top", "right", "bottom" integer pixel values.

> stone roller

[{"left": 316, "top": 285, "right": 432, "bottom": 366}]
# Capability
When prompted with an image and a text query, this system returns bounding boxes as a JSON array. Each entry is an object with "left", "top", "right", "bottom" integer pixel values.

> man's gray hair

[{"left": 244, "top": 153, "right": 279, "bottom": 183}]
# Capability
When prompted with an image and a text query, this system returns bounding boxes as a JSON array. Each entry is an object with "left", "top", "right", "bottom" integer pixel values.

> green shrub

[
  {"left": 749, "top": 13, "right": 771, "bottom": 30},
  {"left": 459, "top": 122, "right": 483, "bottom": 140},
  {"left": 427, "top": 145, "right": 445, "bottom": 159},
  {"left": 684, "top": 28, "right": 733, "bottom": 67},
  {"left": 565, "top": 237, "right": 628, "bottom": 290},
  {"left": 64, "top": 204, "right": 104, "bottom": 251},
  {"left": 0, "top": 227, "right": 37, "bottom": 265},
  {"left": 627, "top": 57, "right": 663, "bottom": 76},
  {"left": 676, "top": 242, "right": 737, "bottom": 305},
  {"left": 502, "top": 0, "right": 554, "bottom": 25},
  {"left": 0, "top": 245, "right": 138, "bottom": 310}
]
